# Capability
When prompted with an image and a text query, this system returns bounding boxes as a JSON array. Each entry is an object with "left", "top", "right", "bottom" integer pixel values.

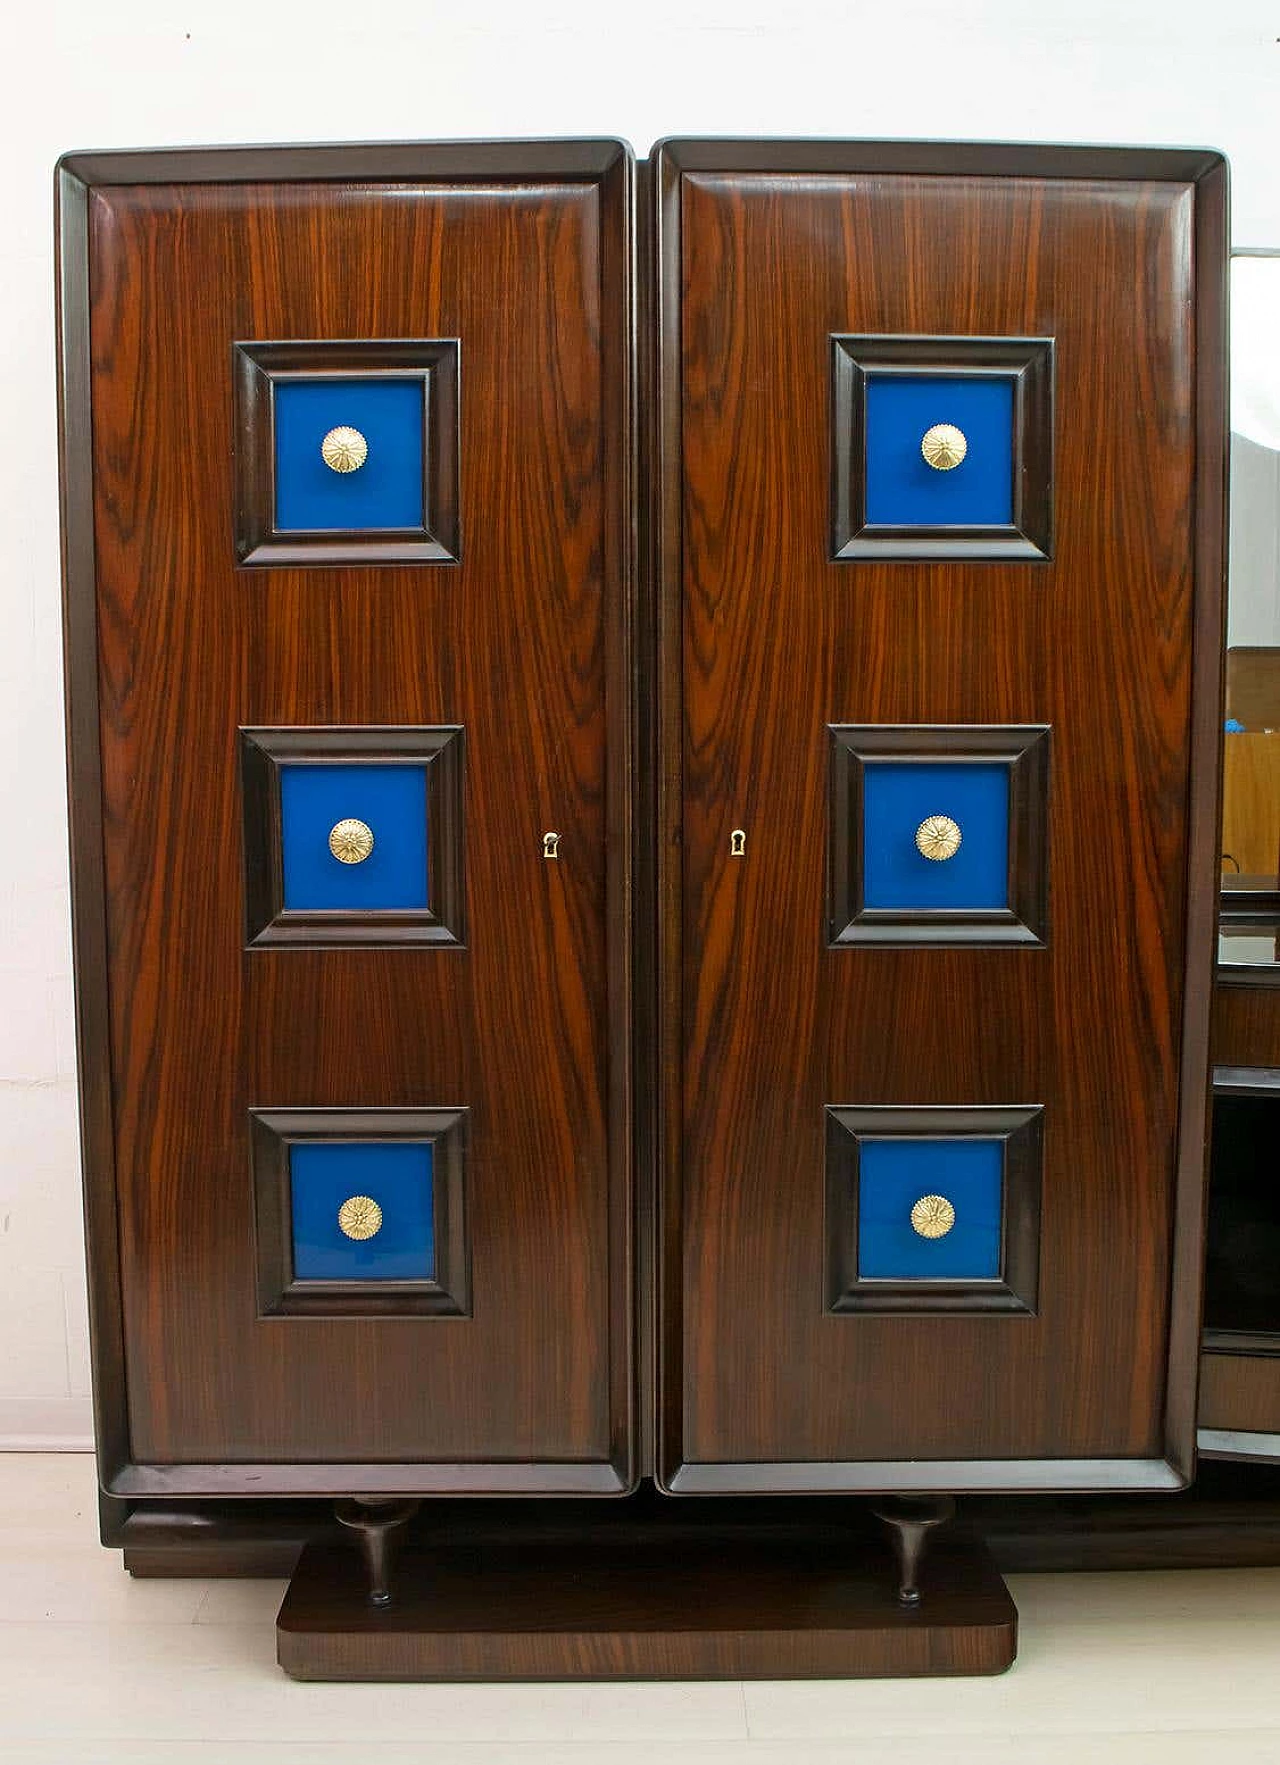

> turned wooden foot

[
  {"left": 871, "top": 1495, "right": 956, "bottom": 1606},
  {"left": 334, "top": 1497, "right": 420, "bottom": 1607}
]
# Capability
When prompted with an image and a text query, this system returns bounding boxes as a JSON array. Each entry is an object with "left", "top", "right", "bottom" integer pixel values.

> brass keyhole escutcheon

[
  {"left": 910, "top": 1195, "right": 956, "bottom": 1240},
  {"left": 338, "top": 1195, "right": 383, "bottom": 1241},
  {"left": 329, "top": 818, "right": 374, "bottom": 864},
  {"left": 730, "top": 829, "right": 746, "bottom": 857},
  {"left": 321, "top": 426, "right": 369, "bottom": 473},
  {"left": 915, "top": 814, "right": 962, "bottom": 862},
  {"left": 921, "top": 423, "right": 967, "bottom": 471},
  {"left": 543, "top": 832, "right": 561, "bottom": 859}
]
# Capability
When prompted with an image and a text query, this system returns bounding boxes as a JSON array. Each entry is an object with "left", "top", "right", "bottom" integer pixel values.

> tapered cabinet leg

[
  {"left": 334, "top": 1498, "right": 420, "bottom": 1607},
  {"left": 871, "top": 1495, "right": 956, "bottom": 1606}
]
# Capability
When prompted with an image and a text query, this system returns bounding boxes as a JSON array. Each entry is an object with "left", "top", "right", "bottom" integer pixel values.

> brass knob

[
  {"left": 337, "top": 1195, "right": 383, "bottom": 1241},
  {"left": 328, "top": 818, "right": 374, "bottom": 864},
  {"left": 321, "top": 426, "right": 369, "bottom": 473},
  {"left": 915, "top": 814, "right": 962, "bottom": 862},
  {"left": 911, "top": 1194, "right": 956, "bottom": 1239},
  {"left": 921, "top": 423, "right": 967, "bottom": 471}
]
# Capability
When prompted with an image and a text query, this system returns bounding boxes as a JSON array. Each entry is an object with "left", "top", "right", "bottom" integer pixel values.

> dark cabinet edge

[
  {"left": 107, "top": 1461, "right": 635, "bottom": 1499},
  {"left": 651, "top": 137, "right": 1227, "bottom": 184},
  {"left": 663, "top": 1457, "right": 1189, "bottom": 1495},
  {"left": 55, "top": 138, "right": 635, "bottom": 188}
]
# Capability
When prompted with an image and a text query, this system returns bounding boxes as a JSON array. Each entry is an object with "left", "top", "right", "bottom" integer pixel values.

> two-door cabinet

[{"left": 57, "top": 137, "right": 1228, "bottom": 1679}]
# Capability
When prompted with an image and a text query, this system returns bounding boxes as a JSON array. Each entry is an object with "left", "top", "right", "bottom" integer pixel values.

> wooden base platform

[{"left": 276, "top": 1491, "right": 1016, "bottom": 1681}]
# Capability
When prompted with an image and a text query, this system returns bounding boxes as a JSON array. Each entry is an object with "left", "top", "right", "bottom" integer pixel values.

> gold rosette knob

[
  {"left": 915, "top": 814, "right": 962, "bottom": 862},
  {"left": 921, "top": 423, "right": 967, "bottom": 471},
  {"left": 910, "top": 1194, "right": 956, "bottom": 1240},
  {"left": 328, "top": 818, "right": 374, "bottom": 865},
  {"left": 321, "top": 426, "right": 369, "bottom": 473},
  {"left": 337, "top": 1195, "right": 383, "bottom": 1241}
]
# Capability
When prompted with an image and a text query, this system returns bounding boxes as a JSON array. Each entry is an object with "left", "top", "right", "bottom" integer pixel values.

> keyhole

[
  {"left": 730, "top": 829, "right": 746, "bottom": 857},
  {"left": 543, "top": 832, "right": 561, "bottom": 859}
]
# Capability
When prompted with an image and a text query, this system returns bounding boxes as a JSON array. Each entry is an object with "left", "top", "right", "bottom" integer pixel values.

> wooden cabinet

[
  {"left": 654, "top": 140, "right": 1226, "bottom": 1494},
  {"left": 57, "top": 136, "right": 1228, "bottom": 1679},
  {"left": 58, "top": 141, "right": 636, "bottom": 1497}
]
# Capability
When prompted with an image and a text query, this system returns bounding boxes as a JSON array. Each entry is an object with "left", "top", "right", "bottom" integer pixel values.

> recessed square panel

[
  {"left": 241, "top": 727, "right": 465, "bottom": 948},
  {"left": 280, "top": 762, "right": 428, "bottom": 912},
  {"left": 862, "top": 760, "right": 1009, "bottom": 912},
  {"left": 831, "top": 334, "right": 1054, "bottom": 560},
  {"left": 857, "top": 1137, "right": 1003, "bottom": 1280},
  {"left": 234, "top": 339, "right": 460, "bottom": 565},
  {"left": 274, "top": 377, "right": 425, "bottom": 533},
  {"left": 828, "top": 725, "right": 1050, "bottom": 946},
  {"left": 826, "top": 1105, "right": 1043, "bottom": 1315},
  {"left": 864, "top": 374, "right": 1014, "bottom": 527},
  {"left": 290, "top": 1140, "right": 435, "bottom": 1281},
  {"left": 252, "top": 1107, "right": 469, "bottom": 1318}
]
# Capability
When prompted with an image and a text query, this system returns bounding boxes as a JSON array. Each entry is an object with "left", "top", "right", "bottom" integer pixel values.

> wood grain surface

[
  {"left": 62, "top": 145, "right": 635, "bottom": 1486},
  {"left": 276, "top": 1493, "right": 1016, "bottom": 1679},
  {"left": 656, "top": 143, "right": 1226, "bottom": 1486}
]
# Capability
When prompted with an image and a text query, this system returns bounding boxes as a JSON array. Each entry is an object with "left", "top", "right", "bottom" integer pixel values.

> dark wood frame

[
  {"left": 825, "top": 1105, "right": 1043, "bottom": 1315},
  {"left": 240, "top": 725, "right": 466, "bottom": 948},
  {"left": 233, "top": 338, "right": 460, "bottom": 566},
  {"left": 57, "top": 138, "right": 637, "bottom": 1503},
  {"left": 251, "top": 1107, "right": 469, "bottom": 1318},
  {"left": 827, "top": 723, "right": 1051, "bottom": 947},
  {"left": 831, "top": 334, "right": 1054, "bottom": 561},
  {"left": 654, "top": 137, "right": 1227, "bottom": 1496}
]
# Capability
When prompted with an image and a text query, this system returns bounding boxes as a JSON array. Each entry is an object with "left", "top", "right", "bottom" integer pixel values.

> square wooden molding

[
  {"left": 233, "top": 338, "right": 460, "bottom": 565},
  {"left": 240, "top": 726, "right": 466, "bottom": 948},
  {"left": 827, "top": 724, "right": 1051, "bottom": 947},
  {"left": 251, "top": 1106, "right": 470, "bottom": 1319},
  {"left": 831, "top": 334, "right": 1054, "bottom": 561},
  {"left": 826, "top": 1104, "right": 1044, "bottom": 1316}
]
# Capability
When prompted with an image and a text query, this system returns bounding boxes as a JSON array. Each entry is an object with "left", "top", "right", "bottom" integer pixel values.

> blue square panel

[
  {"left": 862, "top": 761, "right": 1008, "bottom": 911},
  {"left": 865, "top": 374, "right": 1014, "bottom": 527},
  {"left": 280, "top": 763, "right": 428, "bottom": 912},
  {"left": 858, "top": 1138, "right": 1003, "bottom": 1281},
  {"left": 290, "top": 1141, "right": 434, "bottom": 1281},
  {"left": 274, "top": 378, "right": 425, "bottom": 532}
]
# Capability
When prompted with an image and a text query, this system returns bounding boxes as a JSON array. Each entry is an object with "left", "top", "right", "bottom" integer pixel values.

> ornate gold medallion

[
  {"left": 920, "top": 423, "right": 968, "bottom": 471},
  {"left": 910, "top": 1194, "right": 956, "bottom": 1239},
  {"left": 328, "top": 818, "right": 374, "bottom": 864},
  {"left": 337, "top": 1195, "right": 383, "bottom": 1241},
  {"left": 915, "top": 814, "right": 962, "bottom": 862},
  {"left": 320, "top": 425, "right": 369, "bottom": 473}
]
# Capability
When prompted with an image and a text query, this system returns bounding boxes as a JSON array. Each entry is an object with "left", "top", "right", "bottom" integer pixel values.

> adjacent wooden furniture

[{"left": 57, "top": 137, "right": 1229, "bottom": 1681}]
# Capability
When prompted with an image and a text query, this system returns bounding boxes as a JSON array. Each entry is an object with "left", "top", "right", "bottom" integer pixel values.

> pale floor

[{"left": 1, "top": 1455, "right": 1280, "bottom": 1763}]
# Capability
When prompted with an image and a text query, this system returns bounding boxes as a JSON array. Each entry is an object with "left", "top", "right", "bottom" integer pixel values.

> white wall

[{"left": 3, "top": 0, "right": 1278, "bottom": 1447}]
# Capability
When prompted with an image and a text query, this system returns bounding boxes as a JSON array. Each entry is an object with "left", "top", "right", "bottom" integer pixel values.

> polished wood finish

[
  {"left": 1201, "top": 1351, "right": 1280, "bottom": 1436},
  {"left": 1226, "top": 646, "right": 1280, "bottom": 730},
  {"left": 1213, "top": 984, "right": 1280, "bottom": 1066},
  {"left": 58, "top": 142, "right": 636, "bottom": 1494},
  {"left": 116, "top": 1471, "right": 1280, "bottom": 1579},
  {"left": 655, "top": 140, "right": 1226, "bottom": 1490},
  {"left": 871, "top": 1495, "right": 956, "bottom": 1604},
  {"left": 334, "top": 1498, "right": 420, "bottom": 1605},
  {"left": 277, "top": 1493, "right": 1016, "bottom": 1679}
]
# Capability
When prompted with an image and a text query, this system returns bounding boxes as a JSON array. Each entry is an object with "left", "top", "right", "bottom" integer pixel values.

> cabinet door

[
  {"left": 655, "top": 140, "right": 1225, "bottom": 1493},
  {"left": 60, "top": 143, "right": 635, "bottom": 1494}
]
